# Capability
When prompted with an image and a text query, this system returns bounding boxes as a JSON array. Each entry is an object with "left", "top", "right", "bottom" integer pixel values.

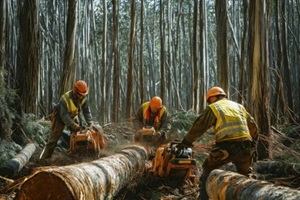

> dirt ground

[
  {"left": 1, "top": 121, "right": 300, "bottom": 199},
  {"left": 0, "top": 121, "right": 201, "bottom": 199}
]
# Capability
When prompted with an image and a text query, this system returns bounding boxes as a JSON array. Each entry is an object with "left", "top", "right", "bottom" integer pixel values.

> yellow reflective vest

[
  {"left": 142, "top": 102, "right": 166, "bottom": 130},
  {"left": 208, "top": 99, "right": 252, "bottom": 142},
  {"left": 61, "top": 91, "right": 86, "bottom": 118}
]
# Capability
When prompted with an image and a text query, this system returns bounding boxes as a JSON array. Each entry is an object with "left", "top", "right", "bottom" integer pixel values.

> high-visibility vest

[
  {"left": 142, "top": 102, "right": 166, "bottom": 130},
  {"left": 209, "top": 99, "right": 252, "bottom": 142},
  {"left": 61, "top": 91, "right": 86, "bottom": 118}
]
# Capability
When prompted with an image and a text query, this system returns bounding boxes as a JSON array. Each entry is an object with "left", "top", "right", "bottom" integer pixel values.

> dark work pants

[
  {"left": 199, "top": 141, "right": 254, "bottom": 200},
  {"left": 40, "top": 111, "right": 65, "bottom": 159}
]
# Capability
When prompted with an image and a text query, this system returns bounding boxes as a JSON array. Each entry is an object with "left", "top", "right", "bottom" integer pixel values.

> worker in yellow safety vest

[
  {"left": 40, "top": 80, "right": 96, "bottom": 159},
  {"left": 133, "top": 96, "right": 171, "bottom": 145},
  {"left": 177, "top": 86, "right": 259, "bottom": 200}
]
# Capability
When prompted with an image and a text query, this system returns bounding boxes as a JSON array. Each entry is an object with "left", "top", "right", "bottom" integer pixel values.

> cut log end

[{"left": 16, "top": 171, "right": 74, "bottom": 200}]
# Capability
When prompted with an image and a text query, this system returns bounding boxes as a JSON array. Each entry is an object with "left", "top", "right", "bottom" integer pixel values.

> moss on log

[
  {"left": 207, "top": 169, "right": 300, "bottom": 200},
  {"left": 16, "top": 145, "right": 148, "bottom": 200}
]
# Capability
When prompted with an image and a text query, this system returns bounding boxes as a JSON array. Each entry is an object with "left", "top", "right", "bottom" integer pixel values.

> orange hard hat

[
  {"left": 74, "top": 80, "right": 88, "bottom": 96},
  {"left": 206, "top": 86, "right": 226, "bottom": 101},
  {"left": 149, "top": 96, "right": 163, "bottom": 110}
]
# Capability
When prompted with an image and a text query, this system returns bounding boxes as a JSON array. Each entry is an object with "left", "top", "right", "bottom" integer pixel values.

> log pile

[
  {"left": 16, "top": 145, "right": 148, "bottom": 200},
  {"left": 207, "top": 169, "right": 300, "bottom": 200}
]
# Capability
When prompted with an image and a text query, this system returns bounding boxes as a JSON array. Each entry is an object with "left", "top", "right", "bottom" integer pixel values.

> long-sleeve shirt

[
  {"left": 184, "top": 99, "right": 258, "bottom": 145},
  {"left": 133, "top": 104, "right": 171, "bottom": 134},
  {"left": 56, "top": 90, "right": 93, "bottom": 126}
]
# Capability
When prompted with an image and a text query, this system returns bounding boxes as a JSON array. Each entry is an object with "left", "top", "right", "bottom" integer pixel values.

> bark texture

[
  {"left": 16, "top": 145, "right": 148, "bottom": 200},
  {"left": 207, "top": 169, "right": 300, "bottom": 200},
  {"left": 0, "top": 142, "right": 36, "bottom": 178}
]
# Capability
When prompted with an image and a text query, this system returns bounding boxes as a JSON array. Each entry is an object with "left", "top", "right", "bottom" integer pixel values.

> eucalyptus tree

[
  {"left": 125, "top": 0, "right": 136, "bottom": 118},
  {"left": 100, "top": 0, "right": 108, "bottom": 124},
  {"left": 199, "top": 0, "right": 207, "bottom": 112},
  {"left": 159, "top": 0, "right": 166, "bottom": 101},
  {"left": 0, "top": 0, "right": 5, "bottom": 71},
  {"left": 17, "top": 0, "right": 40, "bottom": 114},
  {"left": 112, "top": 0, "right": 120, "bottom": 122},
  {"left": 192, "top": 0, "right": 199, "bottom": 113},
  {"left": 59, "top": 0, "right": 78, "bottom": 95},
  {"left": 215, "top": 0, "right": 229, "bottom": 95},
  {"left": 138, "top": 0, "right": 145, "bottom": 105},
  {"left": 248, "top": 0, "right": 270, "bottom": 159}
]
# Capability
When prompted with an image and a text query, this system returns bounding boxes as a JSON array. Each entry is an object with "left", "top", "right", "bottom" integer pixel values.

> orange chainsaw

[
  {"left": 68, "top": 127, "right": 105, "bottom": 153},
  {"left": 150, "top": 140, "right": 199, "bottom": 185},
  {"left": 140, "top": 126, "right": 156, "bottom": 143}
]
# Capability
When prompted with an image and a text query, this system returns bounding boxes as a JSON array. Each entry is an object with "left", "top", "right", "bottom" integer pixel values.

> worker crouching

[{"left": 177, "top": 86, "right": 259, "bottom": 200}]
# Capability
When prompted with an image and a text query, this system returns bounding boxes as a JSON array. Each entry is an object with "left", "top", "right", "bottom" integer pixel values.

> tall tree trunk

[
  {"left": 215, "top": 0, "right": 229, "bottom": 95},
  {"left": 192, "top": 0, "right": 198, "bottom": 113},
  {"left": 112, "top": 0, "right": 120, "bottom": 122},
  {"left": 60, "top": 0, "right": 77, "bottom": 95},
  {"left": 159, "top": 0, "right": 165, "bottom": 100},
  {"left": 0, "top": 0, "right": 6, "bottom": 71},
  {"left": 139, "top": 0, "right": 144, "bottom": 105},
  {"left": 17, "top": 0, "right": 40, "bottom": 114},
  {"left": 126, "top": 0, "right": 136, "bottom": 118},
  {"left": 199, "top": 0, "right": 206, "bottom": 112},
  {"left": 280, "top": 0, "right": 296, "bottom": 122},
  {"left": 238, "top": 0, "right": 248, "bottom": 104},
  {"left": 271, "top": 0, "right": 283, "bottom": 125},
  {"left": 248, "top": 0, "right": 270, "bottom": 160},
  {"left": 100, "top": 0, "right": 107, "bottom": 124}
]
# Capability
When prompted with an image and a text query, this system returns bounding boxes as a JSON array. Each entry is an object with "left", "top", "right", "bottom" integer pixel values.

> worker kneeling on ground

[
  {"left": 176, "top": 86, "right": 259, "bottom": 200},
  {"left": 40, "top": 80, "right": 104, "bottom": 159},
  {"left": 133, "top": 96, "right": 171, "bottom": 146}
]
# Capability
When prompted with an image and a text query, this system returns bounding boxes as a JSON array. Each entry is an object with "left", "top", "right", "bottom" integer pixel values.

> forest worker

[
  {"left": 40, "top": 80, "right": 97, "bottom": 159},
  {"left": 176, "top": 86, "right": 258, "bottom": 200},
  {"left": 133, "top": 96, "right": 171, "bottom": 145}
]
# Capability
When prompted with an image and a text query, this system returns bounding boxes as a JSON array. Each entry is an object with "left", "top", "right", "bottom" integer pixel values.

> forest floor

[{"left": 0, "top": 118, "right": 300, "bottom": 199}]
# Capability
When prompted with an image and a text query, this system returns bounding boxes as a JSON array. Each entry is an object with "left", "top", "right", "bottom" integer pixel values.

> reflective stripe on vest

[
  {"left": 62, "top": 91, "right": 86, "bottom": 118},
  {"left": 209, "top": 99, "right": 251, "bottom": 142},
  {"left": 142, "top": 102, "right": 166, "bottom": 124}
]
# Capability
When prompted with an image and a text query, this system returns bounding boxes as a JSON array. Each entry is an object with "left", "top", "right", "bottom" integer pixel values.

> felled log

[
  {"left": 16, "top": 144, "right": 148, "bottom": 200},
  {"left": 255, "top": 160, "right": 300, "bottom": 176},
  {"left": 0, "top": 142, "right": 36, "bottom": 178},
  {"left": 207, "top": 169, "right": 300, "bottom": 200}
]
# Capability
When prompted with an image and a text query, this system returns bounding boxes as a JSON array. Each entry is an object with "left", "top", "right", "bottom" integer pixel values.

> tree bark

[
  {"left": 215, "top": 0, "right": 229, "bottom": 95},
  {"left": 112, "top": 0, "right": 120, "bottom": 122},
  {"left": 60, "top": 0, "right": 77, "bottom": 95},
  {"left": 0, "top": 143, "right": 36, "bottom": 178},
  {"left": 17, "top": 0, "right": 40, "bottom": 114},
  {"left": 207, "top": 169, "right": 300, "bottom": 200},
  {"left": 248, "top": 0, "right": 271, "bottom": 160},
  {"left": 125, "top": 0, "right": 136, "bottom": 119},
  {"left": 0, "top": 0, "right": 6, "bottom": 71},
  {"left": 16, "top": 145, "right": 148, "bottom": 200}
]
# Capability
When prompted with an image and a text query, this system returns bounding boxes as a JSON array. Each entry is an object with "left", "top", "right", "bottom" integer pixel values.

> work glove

[{"left": 70, "top": 123, "right": 81, "bottom": 133}]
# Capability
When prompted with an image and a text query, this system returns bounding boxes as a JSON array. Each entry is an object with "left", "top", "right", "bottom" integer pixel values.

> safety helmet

[
  {"left": 74, "top": 80, "right": 88, "bottom": 96},
  {"left": 206, "top": 86, "right": 226, "bottom": 102},
  {"left": 149, "top": 96, "right": 163, "bottom": 110}
]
